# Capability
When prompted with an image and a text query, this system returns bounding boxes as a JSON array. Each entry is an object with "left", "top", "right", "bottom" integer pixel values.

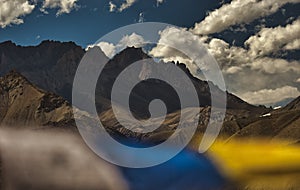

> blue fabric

[{"left": 120, "top": 149, "right": 225, "bottom": 190}]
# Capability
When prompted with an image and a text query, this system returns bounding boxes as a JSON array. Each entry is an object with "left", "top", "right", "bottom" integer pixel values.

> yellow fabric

[{"left": 207, "top": 140, "right": 300, "bottom": 189}]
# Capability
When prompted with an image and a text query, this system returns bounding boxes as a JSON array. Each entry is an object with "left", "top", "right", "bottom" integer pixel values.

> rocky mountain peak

[
  {"left": 0, "top": 71, "right": 73, "bottom": 127},
  {"left": 0, "top": 40, "right": 85, "bottom": 102},
  {"left": 0, "top": 40, "right": 15, "bottom": 46},
  {"left": 106, "top": 46, "right": 150, "bottom": 68},
  {"left": 0, "top": 70, "right": 34, "bottom": 95}
]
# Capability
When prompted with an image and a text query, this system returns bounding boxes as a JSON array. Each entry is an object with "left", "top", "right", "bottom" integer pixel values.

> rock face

[
  {"left": 0, "top": 71, "right": 73, "bottom": 128},
  {"left": 0, "top": 41, "right": 269, "bottom": 117},
  {"left": 3, "top": 40, "right": 299, "bottom": 144},
  {"left": 95, "top": 46, "right": 270, "bottom": 118}
]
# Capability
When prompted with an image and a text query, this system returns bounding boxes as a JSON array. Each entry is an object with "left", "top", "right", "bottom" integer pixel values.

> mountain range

[{"left": 0, "top": 40, "right": 299, "bottom": 144}]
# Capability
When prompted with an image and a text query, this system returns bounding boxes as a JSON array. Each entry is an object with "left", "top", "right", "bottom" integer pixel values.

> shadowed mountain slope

[
  {"left": 3, "top": 41, "right": 296, "bottom": 143},
  {"left": 229, "top": 96, "right": 300, "bottom": 144},
  {"left": 0, "top": 41, "right": 270, "bottom": 118},
  {"left": 0, "top": 71, "right": 73, "bottom": 128},
  {"left": 0, "top": 40, "right": 85, "bottom": 101},
  {"left": 95, "top": 46, "right": 270, "bottom": 117}
]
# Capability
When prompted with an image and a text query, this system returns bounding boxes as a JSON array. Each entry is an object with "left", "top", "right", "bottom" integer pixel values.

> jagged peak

[
  {"left": 0, "top": 70, "right": 39, "bottom": 92},
  {"left": 0, "top": 41, "right": 17, "bottom": 49},
  {"left": 0, "top": 40, "right": 81, "bottom": 50},
  {"left": 0, "top": 40, "right": 15, "bottom": 46},
  {"left": 0, "top": 70, "right": 70, "bottom": 111},
  {"left": 1, "top": 70, "right": 27, "bottom": 81},
  {"left": 115, "top": 46, "right": 150, "bottom": 59},
  {"left": 38, "top": 40, "right": 79, "bottom": 47}
]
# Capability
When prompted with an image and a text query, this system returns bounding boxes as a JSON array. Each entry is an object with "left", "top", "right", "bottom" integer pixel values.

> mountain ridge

[
  {"left": 0, "top": 70, "right": 74, "bottom": 128},
  {"left": 0, "top": 40, "right": 276, "bottom": 110},
  {"left": 4, "top": 40, "right": 299, "bottom": 144},
  {"left": 0, "top": 40, "right": 271, "bottom": 117},
  {"left": 0, "top": 68, "right": 299, "bottom": 144}
]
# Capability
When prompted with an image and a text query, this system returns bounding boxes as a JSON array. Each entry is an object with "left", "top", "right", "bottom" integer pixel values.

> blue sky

[
  {"left": 0, "top": 0, "right": 222, "bottom": 47},
  {"left": 0, "top": 0, "right": 299, "bottom": 106}
]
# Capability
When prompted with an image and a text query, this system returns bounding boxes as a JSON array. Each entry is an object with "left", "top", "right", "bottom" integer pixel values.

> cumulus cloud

[
  {"left": 224, "top": 66, "right": 242, "bottom": 74},
  {"left": 149, "top": 27, "right": 252, "bottom": 76},
  {"left": 0, "top": 0, "right": 35, "bottom": 28},
  {"left": 145, "top": 0, "right": 300, "bottom": 106},
  {"left": 118, "top": 32, "right": 147, "bottom": 47},
  {"left": 251, "top": 58, "right": 300, "bottom": 74},
  {"left": 117, "top": 0, "right": 137, "bottom": 12},
  {"left": 0, "top": 0, "right": 79, "bottom": 27},
  {"left": 284, "top": 39, "right": 300, "bottom": 51},
  {"left": 86, "top": 33, "right": 147, "bottom": 58},
  {"left": 149, "top": 27, "right": 213, "bottom": 77},
  {"left": 202, "top": 30, "right": 300, "bottom": 75},
  {"left": 41, "top": 0, "right": 79, "bottom": 16},
  {"left": 205, "top": 38, "right": 250, "bottom": 69},
  {"left": 109, "top": 1, "right": 116, "bottom": 12},
  {"left": 86, "top": 42, "right": 116, "bottom": 58},
  {"left": 204, "top": 37, "right": 300, "bottom": 95},
  {"left": 192, "top": 0, "right": 300, "bottom": 35},
  {"left": 245, "top": 19, "right": 300, "bottom": 57},
  {"left": 110, "top": 0, "right": 164, "bottom": 11},
  {"left": 239, "top": 86, "right": 300, "bottom": 105},
  {"left": 150, "top": 26, "right": 300, "bottom": 105},
  {"left": 90, "top": 0, "right": 300, "bottom": 106}
]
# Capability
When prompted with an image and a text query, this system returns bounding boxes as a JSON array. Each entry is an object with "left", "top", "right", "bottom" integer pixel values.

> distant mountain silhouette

[
  {"left": 3, "top": 40, "right": 299, "bottom": 144},
  {"left": 95, "top": 46, "right": 269, "bottom": 118},
  {"left": 0, "top": 40, "right": 85, "bottom": 102},
  {"left": 0, "top": 41, "right": 269, "bottom": 117}
]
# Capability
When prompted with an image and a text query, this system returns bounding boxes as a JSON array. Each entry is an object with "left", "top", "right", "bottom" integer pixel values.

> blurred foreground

[
  {"left": 0, "top": 129, "right": 300, "bottom": 190},
  {"left": 209, "top": 139, "right": 300, "bottom": 189}
]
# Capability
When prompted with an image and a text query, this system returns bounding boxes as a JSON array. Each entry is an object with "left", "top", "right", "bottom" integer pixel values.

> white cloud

[
  {"left": 203, "top": 37, "right": 251, "bottom": 71},
  {"left": 239, "top": 86, "right": 300, "bottom": 105},
  {"left": 284, "top": 39, "right": 300, "bottom": 51},
  {"left": 200, "top": 34, "right": 300, "bottom": 75},
  {"left": 149, "top": 27, "right": 211, "bottom": 73},
  {"left": 251, "top": 58, "right": 300, "bottom": 74},
  {"left": 118, "top": 32, "right": 146, "bottom": 48},
  {"left": 156, "top": 0, "right": 165, "bottom": 6},
  {"left": 225, "top": 66, "right": 242, "bottom": 74},
  {"left": 119, "top": 0, "right": 137, "bottom": 12},
  {"left": 109, "top": 1, "right": 116, "bottom": 12},
  {"left": 86, "top": 42, "right": 116, "bottom": 58},
  {"left": 109, "top": 0, "right": 165, "bottom": 12},
  {"left": 245, "top": 19, "right": 300, "bottom": 57},
  {"left": 149, "top": 26, "right": 300, "bottom": 105},
  {"left": 203, "top": 37, "right": 300, "bottom": 92},
  {"left": 41, "top": 0, "right": 78, "bottom": 16},
  {"left": 192, "top": 0, "right": 300, "bottom": 35},
  {"left": 0, "top": 0, "right": 35, "bottom": 28},
  {"left": 0, "top": 0, "right": 80, "bottom": 28},
  {"left": 86, "top": 33, "right": 147, "bottom": 58}
]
